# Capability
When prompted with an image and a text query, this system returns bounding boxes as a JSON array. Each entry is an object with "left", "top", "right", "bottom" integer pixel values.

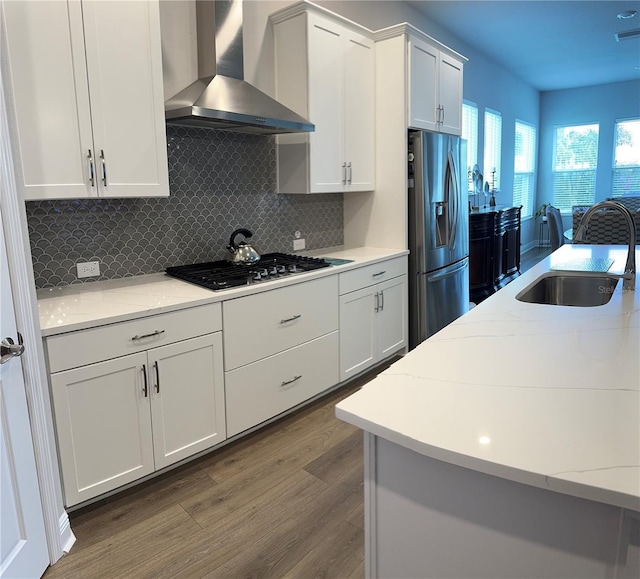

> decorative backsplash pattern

[{"left": 26, "top": 127, "right": 343, "bottom": 288}]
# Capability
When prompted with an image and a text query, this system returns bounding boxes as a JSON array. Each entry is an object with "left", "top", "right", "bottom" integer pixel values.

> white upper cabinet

[
  {"left": 271, "top": 3, "right": 375, "bottom": 194},
  {"left": 408, "top": 35, "right": 464, "bottom": 135},
  {"left": 2, "top": 0, "right": 169, "bottom": 200}
]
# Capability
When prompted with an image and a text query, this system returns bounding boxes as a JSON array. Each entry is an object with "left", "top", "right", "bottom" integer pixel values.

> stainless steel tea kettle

[{"left": 227, "top": 228, "right": 261, "bottom": 265}]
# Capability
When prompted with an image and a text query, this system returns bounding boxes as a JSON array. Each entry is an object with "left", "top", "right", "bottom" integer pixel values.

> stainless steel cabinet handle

[
  {"left": 100, "top": 149, "right": 107, "bottom": 186},
  {"left": 131, "top": 329, "right": 165, "bottom": 341},
  {"left": 347, "top": 162, "right": 352, "bottom": 184},
  {"left": 142, "top": 365, "right": 149, "bottom": 397},
  {"left": 1, "top": 336, "right": 25, "bottom": 365},
  {"left": 441, "top": 105, "right": 445, "bottom": 124},
  {"left": 281, "top": 375, "right": 302, "bottom": 387},
  {"left": 372, "top": 271, "right": 386, "bottom": 278},
  {"left": 87, "top": 149, "right": 95, "bottom": 187},
  {"left": 342, "top": 162, "right": 347, "bottom": 184},
  {"left": 280, "top": 314, "right": 301, "bottom": 324},
  {"left": 374, "top": 292, "right": 380, "bottom": 313},
  {"left": 380, "top": 290, "right": 384, "bottom": 312},
  {"left": 154, "top": 361, "right": 160, "bottom": 393}
]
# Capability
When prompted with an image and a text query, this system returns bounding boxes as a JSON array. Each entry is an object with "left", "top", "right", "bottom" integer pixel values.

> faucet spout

[{"left": 574, "top": 201, "right": 636, "bottom": 291}]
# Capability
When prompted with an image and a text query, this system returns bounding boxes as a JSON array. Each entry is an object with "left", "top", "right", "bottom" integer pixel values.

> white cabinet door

[
  {"left": 148, "top": 334, "right": 226, "bottom": 470},
  {"left": 408, "top": 35, "right": 464, "bottom": 136},
  {"left": 344, "top": 30, "right": 375, "bottom": 191},
  {"left": 3, "top": 0, "right": 168, "bottom": 200},
  {"left": 50, "top": 352, "right": 155, "bottom": 507},
  {"left": 2, "top": 0, "right": 94, "bottom": 199},
  {"left": 377, "top": 276, "right": 408, "bottom": 359},
  {"left": 408, "top": 37, "right": 439, "bottom": 132},
  {"left": 339, "top": 274, "right": 408, "bottom": 382},
  {"left": 339, "top": 285, "right": 377, "bottom": 380},
  {"left": 308, "top": 15, "right": 345, "bottom": 193},
  {"left": 438, "top": 54, "right": 464, "bottom": 136},
  {"left": 273, "top": 7, "right": 374, "bottom": 194},
  {"left": 82, "top": 0, "right": 169, "bottom": 198}
]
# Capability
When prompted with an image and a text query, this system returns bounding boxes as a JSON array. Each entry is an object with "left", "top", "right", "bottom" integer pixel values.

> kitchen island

[{"left": 336, "top": 244, "right": 640, "bottom": 579}]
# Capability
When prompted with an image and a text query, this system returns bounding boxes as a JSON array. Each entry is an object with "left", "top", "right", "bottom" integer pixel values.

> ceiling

[{"left": 408, "top": 1, "right": 640, "bottom": 91}]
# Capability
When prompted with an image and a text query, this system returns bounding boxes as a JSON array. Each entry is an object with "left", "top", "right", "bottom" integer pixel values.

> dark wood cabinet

[{"left": 469, "top": 207, "right": 521, "bottom": 303}]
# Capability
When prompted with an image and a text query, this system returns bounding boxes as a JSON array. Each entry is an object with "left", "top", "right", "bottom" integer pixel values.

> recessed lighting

[{"left": 617, "top": 10, "right": 637, "bottom": 19}]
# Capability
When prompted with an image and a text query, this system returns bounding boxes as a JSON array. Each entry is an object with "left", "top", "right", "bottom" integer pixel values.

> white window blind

[
  {"left": 484, "top": 109, "right": 501, "bottom": 191},
  {"left": 552, "top": 123, "right": 599, "bottom": 212},
  {"left": 462, "top": 102, "right": 478, "bottom": 191},
  {"left": 513, "top": 120, "right": 536, "bottom": 217},
  {"left": 612, "top": 118, "right": 640, "bottom": 198}
]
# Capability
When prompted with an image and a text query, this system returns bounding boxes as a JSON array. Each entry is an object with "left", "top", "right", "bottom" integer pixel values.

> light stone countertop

[
  {"left": 336, "top": 244, "right": 640, "bottom": 512},
  {"left": 37, "top": 246, "right": 408, "bottom": 336}
]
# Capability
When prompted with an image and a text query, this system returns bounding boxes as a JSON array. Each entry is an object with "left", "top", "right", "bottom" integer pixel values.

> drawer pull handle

[
  {"left": 372, "top": 271, "right": 386, "bottom": 278},
  {"left": 281, "top": 375, "right": 302, "bottom": 387},
  {"left": 142, "top": 365, "right": 149, "bottom": 398},
  {"left": 154, "top": 361, "right": 160, "bottom": 393},
  {"left": 280, "top": 314, "right": 301, "bottom": 324},
  {"left": 132, "top": 329, "right": 165, "bottom": 341}
]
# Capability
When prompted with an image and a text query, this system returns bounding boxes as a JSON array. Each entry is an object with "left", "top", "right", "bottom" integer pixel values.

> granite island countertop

[
  {"left": 36, "top": 246, "right": 408, "bottom": 336},
  {"left": 336, "top": 244, "right": 640, "bottom": 512}
]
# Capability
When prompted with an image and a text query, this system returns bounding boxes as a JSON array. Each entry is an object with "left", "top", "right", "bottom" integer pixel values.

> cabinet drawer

[
  {"left": 225, "top": 331, "right": 339, "bottom": 437},
  {"left": 339, "top": 256, "right": 407, "bottom": 295},
  {"left": 46, "top": 303, "right": 222, "bottom": 373},
  {"left": 223, "top": 276, "right": 338, "bottom": 370}
]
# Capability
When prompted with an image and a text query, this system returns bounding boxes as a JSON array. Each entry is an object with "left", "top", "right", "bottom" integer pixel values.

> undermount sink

[{"left": 516, "top": 273, "right": 619, "bottom": 307}]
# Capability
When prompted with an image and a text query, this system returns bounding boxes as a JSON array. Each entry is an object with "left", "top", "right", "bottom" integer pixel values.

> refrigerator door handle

[
  {"left": 426, "top": 259, "right": 468, "bottom": 283},
  {"left": 446, "top": 149, "right": 460, "bottom": 251}
]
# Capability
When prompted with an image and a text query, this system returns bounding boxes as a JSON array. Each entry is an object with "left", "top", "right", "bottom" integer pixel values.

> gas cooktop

[{"left": 165, "top": 252, "right": 331, "bottom": 291}]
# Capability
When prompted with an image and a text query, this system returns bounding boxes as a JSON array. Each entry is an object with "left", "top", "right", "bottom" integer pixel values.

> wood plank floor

[{"left": 43, "top": 363, "right": 393, "bottom": 579}]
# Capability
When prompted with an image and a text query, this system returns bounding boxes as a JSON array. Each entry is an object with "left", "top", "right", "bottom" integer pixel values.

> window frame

[
  {"left": 551, "top": 122, "right": 600, "bottom": 213},
  {"left": 513, "top": 119, "right": 537, "bottom": 218},
  {"left": 462, "top": 100, "right": 478, "bottom": 192},
  {"left": 612, "top": 117, "right": 640, "bottom": 198},
  {"left": 483, "top": 108, "right": 502, "bottom": 192}
]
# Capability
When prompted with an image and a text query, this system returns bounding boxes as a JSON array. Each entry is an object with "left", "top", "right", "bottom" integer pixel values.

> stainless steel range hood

[{"left": 165, "top": 0, "right": 314, "bottom": 134}]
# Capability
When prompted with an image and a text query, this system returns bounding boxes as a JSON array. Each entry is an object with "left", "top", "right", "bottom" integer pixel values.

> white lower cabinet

[
  {"left": 46, "top": 259, "right": 405, "bottom": 506},
  {"left": 48, "top": 305, "right": 225, "bottom": 507},
  {"left": 223, "top": 275, "right": 340, "bottom": 436},
  {"left": 339, "top": 258, "right": 408, "bottom": 381},
  {"left": 225, "top": 332, "right": 339, "bottom": 437},
  {"left": 50, "top": 352, "right": 155, "bottom": 506}
]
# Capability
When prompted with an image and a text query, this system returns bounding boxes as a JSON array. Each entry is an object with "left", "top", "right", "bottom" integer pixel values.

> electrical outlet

[
  {"left": 77, "top": 261, "right": 100, "bottom": 278},
  {"left": 293, "top": 238, "right": 306, "bottom": 251}
]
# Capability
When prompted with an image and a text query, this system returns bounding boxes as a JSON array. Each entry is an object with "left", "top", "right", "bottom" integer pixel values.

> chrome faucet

[{"left": 574, "top": 200, "right": 636, "bottom": 291}]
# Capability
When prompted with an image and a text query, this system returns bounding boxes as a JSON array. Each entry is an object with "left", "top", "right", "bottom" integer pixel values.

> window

[
  {"left": 484, "top": 109, "right": 502, "bottom": 191},
  {"left": 462, "top": 101, "right": 478, "bottom": 191},
  {"left": 513, "top": 120, "right": 536, "bottom": 217},
  {"left": 612, "top": 118, "right": 640, "bottom": 198},
  {"left": 552, "top": 123, "right": 599, "bottom": 212}
]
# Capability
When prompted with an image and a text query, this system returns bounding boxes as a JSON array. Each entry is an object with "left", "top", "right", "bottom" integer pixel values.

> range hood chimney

[{"left": 165, "top": 0, "right": 314, "bottom": 134}]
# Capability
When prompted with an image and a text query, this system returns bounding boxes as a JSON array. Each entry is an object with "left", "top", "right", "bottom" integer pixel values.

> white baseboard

[{"left": 59, "top": 513, "right": 76, "bottom": 554}]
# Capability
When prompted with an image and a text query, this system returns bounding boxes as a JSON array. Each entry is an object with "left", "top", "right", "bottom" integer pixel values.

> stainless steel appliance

[
  {"left": 166, "top": 253, "right": 331, "bottom": 291},
  {"left": 165, "top": 0, "right": 314, "bottom": 134},
  {"left": 408, "top": 129, "right": 469, "bottom": 348}
]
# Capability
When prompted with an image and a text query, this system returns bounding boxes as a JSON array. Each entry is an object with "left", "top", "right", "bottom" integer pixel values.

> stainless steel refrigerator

[{"left": 408, "top": 129, "right": 469, "bottom": 349}]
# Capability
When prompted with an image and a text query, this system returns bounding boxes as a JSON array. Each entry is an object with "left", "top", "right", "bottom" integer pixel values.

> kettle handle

[{"left": 229, "top": 228, "right": 253, "bottom": 250}]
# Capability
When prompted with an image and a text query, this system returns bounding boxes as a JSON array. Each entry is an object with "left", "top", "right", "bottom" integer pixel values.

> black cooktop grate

[{"left": 165, "top": 252, "right": 331, "bottom": 291}]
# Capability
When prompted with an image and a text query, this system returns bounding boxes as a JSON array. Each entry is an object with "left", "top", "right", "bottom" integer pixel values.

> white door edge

[{"left": 0, "top": 16, "right": 75, "bottom": 564}]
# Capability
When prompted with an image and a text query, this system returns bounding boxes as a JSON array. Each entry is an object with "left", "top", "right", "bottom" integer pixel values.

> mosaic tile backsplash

[{"left": 26, "top": 127, "right": 343, "bottom": 289}]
